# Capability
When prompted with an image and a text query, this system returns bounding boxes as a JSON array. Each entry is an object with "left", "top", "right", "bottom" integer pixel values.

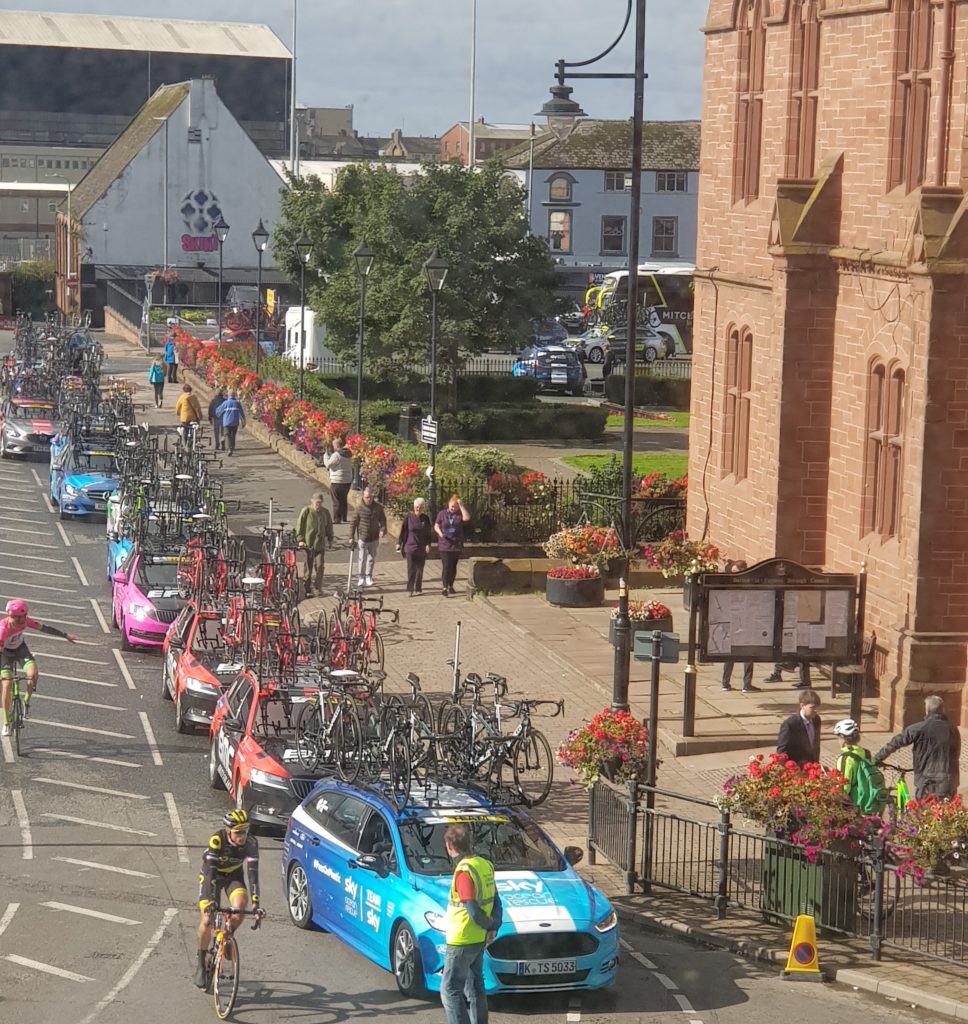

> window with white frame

[
  {"left": 604, "top": 170, "right": 631, "bottom": 192},
  {"left": 656, "top": 171, "right": 687, "bottom": 192},
  {"left": 549, "top": 210, "right": 572, "bottom": 252},
  {"left": 651, "top": 217, "right": 678, "bottom": 256},
  {"left": 601, "top": 215, "right": 626, "bottom": 255}
]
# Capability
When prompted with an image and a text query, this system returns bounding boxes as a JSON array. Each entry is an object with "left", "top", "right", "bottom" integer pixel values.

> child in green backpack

[{"left": 834, "top": 718, "right": 888, "bottom": 815}]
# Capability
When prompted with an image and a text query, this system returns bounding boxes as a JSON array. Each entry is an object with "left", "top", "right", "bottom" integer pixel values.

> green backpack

[{"left": 843, "top": 750, "right": 888, "bottom": 815}]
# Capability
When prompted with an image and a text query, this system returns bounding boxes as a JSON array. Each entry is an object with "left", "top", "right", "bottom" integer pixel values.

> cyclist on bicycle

[
  {"left": 834, "top": 718, "right": 888, "bottom": 815},
  {"left": 0, "top": 599, "right": 79, "bottom": 736},
  {"left": 194, "top": 809, "right": 262, "bottom": 988}
]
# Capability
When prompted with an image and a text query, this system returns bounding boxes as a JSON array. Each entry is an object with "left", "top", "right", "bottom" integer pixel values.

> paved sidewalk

[{"left": 107, "top": 336, "right": 968, "bottom": 1016}]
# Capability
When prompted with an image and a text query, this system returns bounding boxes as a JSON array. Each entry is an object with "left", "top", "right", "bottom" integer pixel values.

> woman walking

[
  {"left": 163, "top": 333, "right": 178, "bottom": 383},
  {"left": 434, "top": 494, "right": 471, "bottom": 596},
  {"left": 396, "top": 497, "right": 432, "bottom": 596},
  {"left": 208, "top": 387, "right": 227, "bottom": 450},
  {"left": 324, "top": 436, "right": 354, "bottom": 524},
  {"left": 148, "top": 357, "right": 166, "bottom": 408}
]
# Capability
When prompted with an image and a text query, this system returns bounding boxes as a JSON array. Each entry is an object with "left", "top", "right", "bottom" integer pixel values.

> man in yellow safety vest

[{"left": 441, "top": 824, "right": 503, "bottom": 1024}]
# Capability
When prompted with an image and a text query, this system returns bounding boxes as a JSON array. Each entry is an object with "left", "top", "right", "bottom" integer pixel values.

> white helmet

[{"left": 833, "top": 718, "right": 860, "bottom": 739}]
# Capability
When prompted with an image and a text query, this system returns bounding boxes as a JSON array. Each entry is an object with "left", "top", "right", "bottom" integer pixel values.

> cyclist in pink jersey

[{"left": 0, "top": 599, "right": 79, "bottom": 736}]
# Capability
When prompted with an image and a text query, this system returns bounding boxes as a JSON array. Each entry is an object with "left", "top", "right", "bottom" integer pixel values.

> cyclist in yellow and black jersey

[{"left": 194, "top": 809, "right": 261, "bottom": 988}]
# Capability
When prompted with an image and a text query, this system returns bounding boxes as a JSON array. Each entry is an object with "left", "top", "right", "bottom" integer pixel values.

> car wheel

[
  {"left": 643, "top": 345, "right": 659, "bottom": 364},
  {"left": 120, "top": 622, "right": 134, "bottom": 652},
  {"left": 111, "top": 602, "right": 118, "bottom": 629},
  {"left": 208, "top": 739, "right": 225, "bottom": 790},
  {"left": 58, "top": 503, "right": 67, "bottom": 521},
  {"left": 161, "top": 660, "right": 173, "bottom": 701},
  {"left": 0, "top": 433, "right": 7, "bottom": 459},
  {"left": 286, "top": 863, "right": 316, "bottom": 930},
  {"left": 588, "top": 346, "right": 604, "bottom": 364},
  {"left": 174, "top": 691, "right": 191, "bottom": 733},
  {"left": 391, "top": 922, "right": 427, "bottom": 999}
]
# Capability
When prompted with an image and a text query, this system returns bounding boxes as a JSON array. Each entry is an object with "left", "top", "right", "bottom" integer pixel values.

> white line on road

[
  {"left": 53, "top": 858, "right": 157, "bottom": 879},
  {"left": 26, "top": 650, "right": 108, "bottom": 665},
  {"left": 76, "top": 908, "right": 178, "bottom": 1024},
  {"left": 23, "top": 616, "right": 90, "bottom": 629},
  {"left": 34, "top": 778, "right": 149, "bottom": 800},
  {"left": 0, "top": 524, "right": 55, "bottom": 536},
  {"left": 0, "top": 537, "right": 57, "bottom": 549},
  {"left": 42, "top": 814, "right": 156, "bottom": 837},
  {"left": 1, "top": 550, "right": 68, "bottom": 564},
  {"left": 89, "top": 598, "right": 110, "bottom": 634},
  {"left": 112, "top": 648, "right": 137, "bottom": 690},
  {"left": 0, "top": 595, "right": 81, "bottom": 610},
  {"left": 164, "top": 792, "right": 188, "bottom": 863},
  {"left": 42, "top": 902, "right": 141, "bottom": 927},
  {"left": 653, "top": 973, "right": 678, "bottom": 991},
  {"left": 1, "top": 733, "right": 12, "bottom": 763},
  {"left": 0, "top": 577, "right": 77, "bottom": 592},
  {"left": 0, "top": 514, "right": 55, "bottom": 526},
  {"left": 674, "top": 994, "right": 697, "bottom": 1012},
  {"left": 4, "top": 954, "right": 92, "bottom": 983},
  {"left": 56, "top": 522, "right": 71, "bottom": 547},
  {"left": 11, "top": 790, "right": 32, "bottom": 860},
  {"left": 0, "top": 565, "right": 73, "bottom": 578},
  {"left": 28, "top": 719, "right": 133, "bottom": 739},
  {"left": 34, "top": 748, "right": 140, "bottom": 769},
  {"left": 71, "top": 557, "right": 89, "bottom": 587},
  {"left": 140, "top": 712, "right": 163, "bottom": 765},
  {"left": 33, "top": 693, "right": 125, "bottom": 712},
  {"left": 620, "top": 939, "right": 658, "bottom": 970},
  {"left": 30, "top": 467, "right": 43, "bottom": 487},
  {"left": 43, "top": 672, "right": 116, "bottom": 688},
  {"left": 567, "top": 997, "right": 582, "bottom": 1023},
  {"left": 0, "top": 903, "right": 18, "bottom": 939}
]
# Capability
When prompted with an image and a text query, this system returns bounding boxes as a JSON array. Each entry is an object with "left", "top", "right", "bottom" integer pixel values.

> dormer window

[{"left": 548, "top": 174, "right": 573, "bottom": 202}]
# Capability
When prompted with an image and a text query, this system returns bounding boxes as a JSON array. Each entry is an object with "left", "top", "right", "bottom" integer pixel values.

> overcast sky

[{"left": 8, "top": 0, "right": 706, "bottom": 136}]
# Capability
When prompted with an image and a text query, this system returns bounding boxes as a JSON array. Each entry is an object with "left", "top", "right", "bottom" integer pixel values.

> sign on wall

[{"left": 180, "top": 188, "right": 223, "bottom": 253}]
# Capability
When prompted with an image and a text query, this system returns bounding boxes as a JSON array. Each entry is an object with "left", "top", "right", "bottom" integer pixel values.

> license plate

[
  {"left": 551, "top": 371, "right": 567, "bottom": 383},
  {"left": 516, "top": 959, "right": 576, "bottom": 976},
  {"left": 93, "top": 502, "right": 106, "bottom": 511}
]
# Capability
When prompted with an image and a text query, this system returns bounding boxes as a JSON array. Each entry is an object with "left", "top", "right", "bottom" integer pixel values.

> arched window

[
  {"left": 862, "top": 362, "right": 905, "bottom": 538},
  {"left": 548, "top": 175, "right": 573, "bottom": 202},
  {"left": 887, "top": 0, "right": 933, "bottom": 192},
  {"left": 786, "top": 0, "right": 821, "bottom": 178},
  {"left": 722, "top": 326, "right": 753, "bottom": 479},
  {"left": 733, "top": 0, "right": 766, "bottom": 202}
]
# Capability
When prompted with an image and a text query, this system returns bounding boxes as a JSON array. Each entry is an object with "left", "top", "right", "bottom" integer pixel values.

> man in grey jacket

[
  {"left": 875, "top": 695, "right": 961, "bottom": 800},
  {"left": 349, "top": 487, "right": 386, "bottom": 587},
  {"left": 324, "top": 437, "right": 354, "bottom": 524}
]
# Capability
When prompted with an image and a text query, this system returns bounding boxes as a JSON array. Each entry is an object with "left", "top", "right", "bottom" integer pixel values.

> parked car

[
  {"left": 282, "top": 780, "right": 619, "bottom": 997},
  {"left": 528, "top": 319, "right": 570, "bottom": 346},
  {"left": 601, "top": 325, "right": 672, "bottom": 365},
  {"left": 0, "top": 396, "right": 62, "bottom": 459},
  {"left": 203, "top": 328, "right": 274, "bottom": 354},
  {"left": 558, "top": 305, "right": 588, "bottom": 333},
  {"left": 50, "top": 445, "right": 118, "bottom": 519},
  {"left": 512, "top": 345, "right": 586, "bottom": 395},
  {"left": 572, "top": 328, "right": 612, "bottom": 364},
  {"left": 111, "top": 548, "right": 188, "bottom": 650}
]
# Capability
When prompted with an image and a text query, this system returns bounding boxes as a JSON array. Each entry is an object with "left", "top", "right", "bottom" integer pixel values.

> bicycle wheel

[
  {"left": 388, "top": 728, "right": 413, "bottom": 812},
  {"left": 12, "top": 694, "right": 24, "bottom": 757},
  {"left": 408, "top": 693, "right": 435, "bottom": 769},
  {"left": 366, "top": 630, "right": 385, "bottom": 671},
  {"left": 512, "top": 730, "right": 554, "bottom": 806},
  {"left": 212, "top": 933, "right": 240, "bottom": 1020},
  {"left": 334, "top": 698, "right": 363, "bottom": 783},
  {"left": 295, "top": 700, "right": 323, "bottom": 772},
  {"left": 436, "top": 704, "right": 468, "bottom": 777}
]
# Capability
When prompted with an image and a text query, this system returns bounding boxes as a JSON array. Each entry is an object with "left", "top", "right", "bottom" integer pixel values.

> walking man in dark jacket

[
  {"left": 214, "top": 391, "right": 246, "bottom": 455},
  {"left": 349, "top": 486, "right": 386, "bottom": 587},
  {"left": 776, "top": 689, "right": 822, "bottom": 767},
  {"left": 875, "top": 696, "right": 961, "bottom": 799},
  {"left": 208, "top": 387, "right": 227, "bottom": 450},
  {"left": 296, "top": 492, "right": 334, "bottom": 597}
]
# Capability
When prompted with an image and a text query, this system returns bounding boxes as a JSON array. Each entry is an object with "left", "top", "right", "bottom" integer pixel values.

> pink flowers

[
  {"left": 557, "top": 708, "right": 650, "bottom": 789},
  {"left": 547, "top": 565, "right": 600, "bottom": 580}
]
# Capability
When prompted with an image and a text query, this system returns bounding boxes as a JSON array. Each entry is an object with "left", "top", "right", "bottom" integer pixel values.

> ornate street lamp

[
  {"left": 214, "top": 215, "right": 230, "bottom": 337},
  {"left": 352, "top": 238, "right": 375, "bottom": 487},
  {"left": 423, "top": 246, "right": 449, "bottom": 517},
  {"left": 252, "top": 219, "right": 270, "bottom": 377},
  {"left": 294, "top": 235, "right": 313, "bottom": 400}
]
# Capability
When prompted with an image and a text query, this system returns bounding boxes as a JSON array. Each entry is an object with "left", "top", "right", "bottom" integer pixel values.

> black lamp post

[
  {"left": 538, "top": 0, "right": 645, "bottom": 714},
  {"left": 423, "top": 246, "right": 449, "bottom": 517},
  {"left": 252, "top": 219, "right": 270, "bottom": 377},
  {"left": 214, "top": 215, "right": 230, "bottom": 336},
  {"left": 352, "top": 238, "right": 375, "bottom": 487},
  {"left": 294, "top": 235, "right": 313, "bottom": 400}
]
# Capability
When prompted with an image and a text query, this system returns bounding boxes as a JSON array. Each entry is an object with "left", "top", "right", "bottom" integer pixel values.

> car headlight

[
  {"left": 64, "top": 484, "right": 79, "bottom": 497},
  {"left": 184, "top": 676, "right": 213, "bottom": 696},
  {"left": 249, "top": 768, "right": 290, "bottom": 790},
  {"left": 424, "top": 911, "right": 447, "bottom": 932},
  {"left": 594, "top": 909, "right": 617, "bottom": 932},
  {"left": 127, "top": 602, "right": 149, "bottom": 621},
  {"left": 4, "top": 420, "right": 26, "bottom": 437}
]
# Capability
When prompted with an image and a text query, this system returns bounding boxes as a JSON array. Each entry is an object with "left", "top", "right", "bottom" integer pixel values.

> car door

[
  {"left": 165, "top": 607, "right": 193, "bottom": 698},
  {"left": 113, "top": 549, "right": 136, "bottom": 627},
  {"left": 217, "top": 677, "right": 254, "bottom": 792},
  {"left": 353, "top": 808, "right": 401, "bottom": 961},
  {"left": 295, "top": 792, "right": 348, "bottom": 925},
  {"left": 322, "top": 795, "right": 373, "bottom": 947}
]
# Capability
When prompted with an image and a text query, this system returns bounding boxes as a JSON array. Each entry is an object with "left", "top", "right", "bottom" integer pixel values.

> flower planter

[
  {"left": 546, "top": 574, "right": 604, "bottom": 608},
  {"left": 608, "top": 616, "right": 674, "bottom": 646},
  {"left": 761, "top": 840, "right": 858, "bottom": 935}
]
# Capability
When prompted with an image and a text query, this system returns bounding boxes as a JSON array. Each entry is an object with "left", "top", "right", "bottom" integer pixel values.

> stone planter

[
  {"left": 608, "top": 615, "right": 674, "bottom": 646},
  {"left": 545, "top": 574, "right": 605, "bottom": 608}
]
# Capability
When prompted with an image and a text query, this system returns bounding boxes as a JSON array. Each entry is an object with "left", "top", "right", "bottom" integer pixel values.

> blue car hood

[{"left": 65, "top": 473, "right": 119, "bottom": 491}]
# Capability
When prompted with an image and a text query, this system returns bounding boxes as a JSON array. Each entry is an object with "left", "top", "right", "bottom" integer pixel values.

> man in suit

[{"left": 776, "top": 689, "right": 822, "bottom": 767}]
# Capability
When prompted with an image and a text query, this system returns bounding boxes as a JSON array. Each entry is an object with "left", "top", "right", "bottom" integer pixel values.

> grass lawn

[
  {"left": 605, "top": 411, "right": 690, "bottom": 429},
  {"left": 563, "top": 452, "right": 689, "bottom": 478}
]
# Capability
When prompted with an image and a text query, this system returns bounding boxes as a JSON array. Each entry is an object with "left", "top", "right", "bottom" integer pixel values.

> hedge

[
  {"left": 604, "top": 374, "right": 691, "bottom": 410},
  {"left": 438, "top": 404, "right": 607, "bottom": 442},
  {"left": 318, "top": 373, "right": 539, "bottom": 406}
]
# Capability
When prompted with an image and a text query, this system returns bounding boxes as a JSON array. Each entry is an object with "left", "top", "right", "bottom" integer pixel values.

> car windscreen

[
  {"left": 136, "top": 557, "right": 180, "bottom": 593},
  {"left": 10, "top": 403, "right": 55, "bottom": 419},
  {"left": 399, "top": 814, "right": 565, "bottom": 876},
  {"left": 73, "top": 452, "right": 116, "bottom": 474}
]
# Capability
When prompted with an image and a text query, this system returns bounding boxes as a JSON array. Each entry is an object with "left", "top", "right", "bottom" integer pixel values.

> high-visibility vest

[{"left": 445, "top": 856, "right": 496, "bottom": 946}]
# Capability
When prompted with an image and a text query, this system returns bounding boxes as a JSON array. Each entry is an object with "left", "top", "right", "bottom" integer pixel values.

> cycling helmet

[
  {"left": 223, "top": 809, "right": 250, "bottom": 831},
  {"left": 833, "top": 718, "right": 860, "bottom": 739},
  {"left": 5, "top": 599, "right": 28, "bottom": 617}
]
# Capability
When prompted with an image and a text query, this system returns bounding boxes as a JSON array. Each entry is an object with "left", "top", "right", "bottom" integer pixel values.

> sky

[{"left": 6, "top": 0, "right": 708, "bottom": 136}]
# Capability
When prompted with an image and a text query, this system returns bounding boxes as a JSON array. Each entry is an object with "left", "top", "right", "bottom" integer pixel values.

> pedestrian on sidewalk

[
  {"left": 207, "top": 387, "right": 227, "bottom": 450},
  {"left": 764, "top": 659, "right": 812, "bottom": 688},
  {"left": 721, "top": 560, "right": 756, "bottom": 693},
  {"left": 163, "top": 333, "right": 178, "bottom": 383},
  {"left": 148, "top": 357, "right": 166, "bottom": 408},
  {"left": 174, "top": 383, "right": 202, "bottom": 446},
  {"left": 296, "top": 492, "right": 334, "bottom": 598},
  {"left": 324, "top": 436, "right": 354, "bottom": 523},
  {"left": 874, "top": 695, "right": 961, "bottom": 800},
  {"left": 776, "top": 689, "right": 822, "bottom": 767},
  {"left": 440, "top": 823, "right": 502, "bottom": 1024},
  {"left": 435, "top": 494, "right": 470, "bottom": 596},
  {"left": 214, "top": 390, "right": 246, "bottom": 455},
  {"left": 349, "top": 486, "right": 386, "bottom": 587},
  {"left": 396, "top": 497, "right": 432, "bottom": 596}
]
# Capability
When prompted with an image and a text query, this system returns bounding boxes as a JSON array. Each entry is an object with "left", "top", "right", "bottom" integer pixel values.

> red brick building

[
  {"left": 439, "top": 119, "right": 535, "bottom": 165},
  {"left": 688, "top": 0, "right": 968, "bottom": 727}
]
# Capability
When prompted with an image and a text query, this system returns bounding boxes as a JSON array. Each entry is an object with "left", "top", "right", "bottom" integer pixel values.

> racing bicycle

[
  {"left": 201, "top": 905, "right": 264, "bottom": 1019},
  {"left": 4, "top": 671, "right": 29, "bottom": 756}
]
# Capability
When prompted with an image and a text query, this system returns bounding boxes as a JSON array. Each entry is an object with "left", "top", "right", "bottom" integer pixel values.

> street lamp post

[
  {"left": 252, "top": 219, "right": 270, "bottom": 378},
  {"left": 423, "top": 247, "right": 449, "bottom": 518},
  {"left": 214, "top": 216, "right": 230, "bottom": 337},
  {"left": 538, "top": 0, "right": 645, "bottom": 714},
  {"left": 47, "top": 174, "right": 71, "bottom": 312},
  {"left": 294, "top": 235, "right": 314, "bottom": 400},
  {"left": 352, "top": 238, "right": 375, "bottom": 488}
]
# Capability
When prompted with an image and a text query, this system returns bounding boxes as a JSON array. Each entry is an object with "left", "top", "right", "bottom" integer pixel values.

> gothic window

[
  {"left": 733, "top": 0, "right": 766, "bottom": 202},
  {"left": 863, "top": 362, "right": 905, "bottom": 538},
  {"left": 887, "top": 0, "right": 933, "bottom": 192},
  {"left": 786, "top": 0, "right": 821, "bottom": 178},
  {"left": 722, "top": 326, "right": 753, "bottom": 479}
]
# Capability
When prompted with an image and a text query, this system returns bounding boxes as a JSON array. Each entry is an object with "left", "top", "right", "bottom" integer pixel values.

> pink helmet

[{"left": 5, "top": 599, "right": 28, "bottom": 617}]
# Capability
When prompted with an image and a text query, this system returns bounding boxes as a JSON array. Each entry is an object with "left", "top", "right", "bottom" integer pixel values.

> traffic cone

[{"left": 781, "top": 914, "right": 825, "bottom": 981}]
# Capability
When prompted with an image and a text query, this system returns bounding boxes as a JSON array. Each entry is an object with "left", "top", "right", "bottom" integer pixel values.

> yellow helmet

[{"left": 223, "top": 809, "right": 249, "bottom": 831}]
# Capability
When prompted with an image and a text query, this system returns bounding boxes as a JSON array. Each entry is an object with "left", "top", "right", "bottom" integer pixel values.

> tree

[{"left": 273, "top": 160, "right": 558, "bottom": 402}]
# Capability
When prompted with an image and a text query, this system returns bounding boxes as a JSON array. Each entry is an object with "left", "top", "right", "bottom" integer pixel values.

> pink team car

[{"left": 110, "top": 548, "right": 188, "bottom": 650}]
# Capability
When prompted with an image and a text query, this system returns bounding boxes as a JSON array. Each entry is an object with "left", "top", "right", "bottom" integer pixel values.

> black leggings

[
  {"left": 331, "top": 483, "right": 351, "bottom": 524},
  {"left": 440, "top": 551, "right": 460, "bottom": 590},
  {"left": 406, "top": 554, "right": 426, "bottom": 593},
  {"left": 152, "top": 382, "right": 164, "bottom": 404}
]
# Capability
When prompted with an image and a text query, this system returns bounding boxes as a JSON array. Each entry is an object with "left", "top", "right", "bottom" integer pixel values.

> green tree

[{"left": 272, "top": 160, "right": 558, "bottom": 403}]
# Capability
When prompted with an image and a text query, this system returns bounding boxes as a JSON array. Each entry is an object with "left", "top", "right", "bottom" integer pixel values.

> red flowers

[
  {"left": 557, "top": 708, "right": 650, "bottom": 789},
  {"left": 547, "top": 565, "right": 600, "bottom": 580}
]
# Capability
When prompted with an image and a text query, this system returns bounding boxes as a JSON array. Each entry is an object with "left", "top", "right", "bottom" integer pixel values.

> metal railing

[
  {"left": 0, "top": 238, "right": 54, "bottom": 265},
  {"left": 105, "top": 281, "right": 143, "bottom": 331},
  {"left": 588, "top": 780, "right": 968, "bottom": 966},
  {"left": 610, "top": 357, "right": 692, "bottom": 380}
]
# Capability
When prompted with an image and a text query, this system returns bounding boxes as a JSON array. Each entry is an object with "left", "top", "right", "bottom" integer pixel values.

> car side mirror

[
  {"left": 167, "top": 637, "right": 185, "bottom": 650},
  {"left": 223, "top": 715, "right": 243, "bottom": 731},
  {"left": 112, "top": 572, "right": 127, "bottom": 584},
  {"left": 563, "top": 845, "right": 584, "bottom": 867},
  {"left": 350, "top": 854, "right": 389, "bottom": 879}
]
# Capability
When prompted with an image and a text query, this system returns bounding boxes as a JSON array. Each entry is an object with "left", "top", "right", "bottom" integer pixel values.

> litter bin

[{"left": 398, "top": 403, "right": 422, "bottom": 442}]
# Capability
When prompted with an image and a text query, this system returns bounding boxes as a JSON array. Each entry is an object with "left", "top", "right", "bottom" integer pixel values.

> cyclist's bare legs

[
  {"left": 0, "top": 674, "right": 10, "bottom": 724},
  {"left": 24, "top": 664, "right": 37, "bottom": 705},
  {"left": 197, "top": 889, "right": 247, "bottom": 954}
]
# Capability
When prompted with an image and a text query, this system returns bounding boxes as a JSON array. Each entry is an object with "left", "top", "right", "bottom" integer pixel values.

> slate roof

[{"left": 503, "top": 119, "right": 700, "bottom": 171}]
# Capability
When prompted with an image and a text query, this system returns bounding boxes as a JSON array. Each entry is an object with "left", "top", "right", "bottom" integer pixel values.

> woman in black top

[{"left": 396, "top": 496, "right": 433, "bottom": 596}]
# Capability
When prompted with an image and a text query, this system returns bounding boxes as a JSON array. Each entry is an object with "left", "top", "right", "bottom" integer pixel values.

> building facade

[
  {"left": 689, "top": 0, "right": 968, "bottom": 728},
  {"left": 440, "top": 119, "right": 535, "bottom": 165}
]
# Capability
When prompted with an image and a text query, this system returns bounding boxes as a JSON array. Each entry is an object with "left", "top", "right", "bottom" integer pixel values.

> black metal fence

[
  {"left": 312, "top": 355, "right": 516, "bottom": 379},
  {"left": 106, "top": 282, "right": 143, "bottom": 332},
  {"left": 588, "top": 780, "right": 968, "bottom": 966},
  {"left": 609, "top": 357, "right": 692, "bottom": 380}
]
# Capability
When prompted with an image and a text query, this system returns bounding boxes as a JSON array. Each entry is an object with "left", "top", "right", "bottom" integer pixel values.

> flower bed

[
  {"left": 558, "top": 708, "right": 650, "bottom": 789},
  {"left": 641, "top": 529, "right": 720, "bottom": 579}
]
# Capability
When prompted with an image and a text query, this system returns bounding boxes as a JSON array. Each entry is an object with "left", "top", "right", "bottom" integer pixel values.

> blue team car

[
  {"left": 282, "top": 782, "right": 619, "bottom": 997},
  {"left": 50, "top": 444, "right": 119, "bottom": 519}
]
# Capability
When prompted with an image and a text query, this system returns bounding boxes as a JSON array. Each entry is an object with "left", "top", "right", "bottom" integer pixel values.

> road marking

[
  {"left": 28, "top": 719, "right": 133, "bottom": 739},
  {"left": 11, "top": 790, "right": 32, "bottom": 860},
  {"left": 30, "top": 467, "right": 43, "bottom": 487},
  {"left": 164, "top": 792, "right": 189, "bottom": 863},
  {"left": 0, "top": 903, "right": 18, "bottom": 939},
  {"left": 71, "top": 557, "right": 89, "bottom": 586},
  {"left": 112, "top": 648, "right": 137, "bottom": 690},
  {"left": 42, "top": 902, "right": 141, "bottom": 927},
  {"left": 23, "top": 616, "right": 90, "bottom": 630},
  {"left": 620, "top": 939, "right": 658, "bottom": 970},
  {"left": 140, "top": 712, "right": 163, "bottom": 765},
  {"left": 4, "top": 954, "right": 92, "bottom": 983},
  {"left": 0, "top": 514, "right": 54, "bottom": 526},
  {"left": 674, "top": 994, "right": 696, "bottom": 1012},
  {"left": 0, "top": 524, "right": 54, "bottom": 536},
  {"left": 26, "top": 650, "right": 108, "bottom": 665},
  {"left": 34, "top": 748, "right": 140, "bottom": 768},
  {"left": 0, "top": 577, "right": 76, "bottom": 592},
  {"left": 33, "top": 693, "right": 124, "bottom": 712},
  {"left": 1, "top": 550, "right": 67, "bottom": 564},
  {"left": 1, "top": 733, "right": 12, "bottom": 763},
  {"left": 0, "top": 564, "right": 73, "bottom": 579},
  {"left": 653, "top": 973, "right": 678, "bottom": 991},
  {"left": 89, "top": 598, "right": 110, "bottom": 634},
  {"left": 76, "top": 907, "right": 178, "bottom": 1024},
  {"left": 0, "top": 595, "right": 82, "bottom": 610},
  {"left": 56, "top": 522, "right": 71, "bottom": 547},
  {"left": 42, "top": 814, "right": 156, "bottom": 836},
  {"left": 567, "top": 997, "right": 582, "bottom": 1022},
  {"left": 43, "top": 671, "right": 116, "bottom": 688},
  {"left": 53, "top": 858, "right": 158, "bottom": 879},
  {"left": 0, "top": 537, "right": 57, "bottom": 549},
  {"left": 34, "top": 777, "right": 148, "bottom": 800},
  {"left": 45, "top": 495, "right": 58, "bottom": 513}
]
